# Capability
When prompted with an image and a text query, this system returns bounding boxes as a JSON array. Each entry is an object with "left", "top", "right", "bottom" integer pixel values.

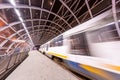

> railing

[{"left": 0, "top": 51, "right": 28, "bottom": 79}]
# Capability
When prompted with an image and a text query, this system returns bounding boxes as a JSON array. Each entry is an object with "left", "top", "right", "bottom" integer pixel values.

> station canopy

[{"left": 0, "top": 0, "right": 114, "bottom": 52}]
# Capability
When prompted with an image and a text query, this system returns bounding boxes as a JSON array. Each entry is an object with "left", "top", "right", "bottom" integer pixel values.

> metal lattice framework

[{"left": 0, "top": 0, "right": 120, "bottom": 54}]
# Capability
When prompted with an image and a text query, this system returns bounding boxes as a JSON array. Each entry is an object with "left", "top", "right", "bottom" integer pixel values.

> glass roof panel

[
  {"left": 12, "top": 23, "right": 24, "bottom": 31},
  {"left": 41, "top": 11, "right": 49, "bottom": 19},
  {"left": 33, "top": 20, "right": 39, "bottom": 26},
  {"left": 91, "top": 0, "right": 112, "bottom": 17},
  {"left": 43, "top": 0, "right": 54, "bottom": 10},
  {"left": 0, "top": 18, "right": 7, "bottom": 27},
  {"left": 51, "top": 0, "right": 62, "bottom": 13},
  {"left": 18, "top": 8, "right": 31, "bottom": 20},
  {"left": 0, "top": 8, "right": 19, "bottom": 23},
  {"left": 31, "top": 0, "right": 42, "bottom": 7},
  {"left": 11, "top": 34, "right": 19, "bottom": 40},
  {"left": 0, "top": 0, "right": 10, "bottom": 3},
  {"left": 3, "top": 40, "right": 12, "bottom": 47},
  {"left": 0, "top": 28, "right": 15, "bottom": 38},
  {"left": 40, "top": 21, "right": 46, "bottom": 25},
  {"left": 19, "top": 30, "right": 26, "bottom": 35},
  {"left": 15, "top": 0, "right": 29, "bottom": 5},
  {"left": 28, "top": 27, "right": 32, "bottom": 32},
  {"left": 0, "top": 36, "right": 5, "bottom": 43},
  {"left": 34, "top": 26, "right": 38, "bottom": 30},
  {"left": 32, "top": 9, "right": 40, "bottom": 19},
  {"left": 48, "top": 13, "right": 55, "bottom": 21},
  {"left": 25, "top": 21, "right": 32, "bottom": 27}
]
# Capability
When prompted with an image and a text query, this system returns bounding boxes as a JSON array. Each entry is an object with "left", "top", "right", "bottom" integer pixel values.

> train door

[{"left": 69, "top": 32, "right": 90, "bottom": 56}]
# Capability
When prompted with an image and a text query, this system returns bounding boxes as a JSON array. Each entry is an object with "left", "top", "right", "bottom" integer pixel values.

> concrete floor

[{"left": 6, "top": 50, "right": 79, "bottom": 80}]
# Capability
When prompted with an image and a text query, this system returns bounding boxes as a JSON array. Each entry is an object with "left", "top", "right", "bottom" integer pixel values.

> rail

[{"left": 0, "top": 51, "right": 28, "bottom": 79}]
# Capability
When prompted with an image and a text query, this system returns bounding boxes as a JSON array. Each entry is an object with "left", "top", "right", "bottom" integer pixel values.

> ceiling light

[
  {"left": 15, "top": 9, "right": 21, "bottom": 17},
  {"left": 12, "top": 39, "right": 25, "bottom": 43},
  {"left": 19, "top": 17, "right": 24, "bottom": 22},
  {"left": 9, "top": 0, "right": 34, "bottom": 46},
  {"left": 50, "top": 2, "right": 53, "bottom": 6},
  {"left": 9, "top": 0, "right": 16, "bottom": 6}
]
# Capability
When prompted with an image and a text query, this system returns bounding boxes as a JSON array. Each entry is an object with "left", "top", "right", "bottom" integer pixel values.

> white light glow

[
  {"left": 19, "top": 17, "right": 24, "bottom": 22},
  {"left": 9, "top": 0, "right": 34, "bottom": 46},
  {"left": 22, "top": 23, "right": 26, "bottom": 28},
  {"left": 12, "top": 40, "right": 25, "bottom": 43},
  {"left": 15, "top": 9, "right": 21, "bottom": 17},
  {"left": 50, "top": 2, "right": 53, "bottom": 6},
  {"left": 10, "top": 0, "right": 16, "bottom": 6},
  {"left": 21, "top": 22, "right": 34, "bottom": 46}
]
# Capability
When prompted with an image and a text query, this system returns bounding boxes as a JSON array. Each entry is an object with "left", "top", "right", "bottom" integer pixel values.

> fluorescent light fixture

[
  {"left": 9, "top": 0, "right": 35, "bottom": 46},
  {"left": 21, "top": 22, "right": 34, "bottom": 46},
  {"left": 19, "top": 17, "right": 23, "bottom": 22},
  {"left": 14, "top": 9, "right": 24, "bottom": 22},
  {"left": 49, "top": 2, "right": 53, "bottom": 6},
  {"left": 15, "top": 9, "right": 21, "bottom": 17},
  {"left": 9, "top": 0, "right": 16, "bottom": 6},
  {"left": 22, "top": 23, "right": 26, "bottom": 27}
]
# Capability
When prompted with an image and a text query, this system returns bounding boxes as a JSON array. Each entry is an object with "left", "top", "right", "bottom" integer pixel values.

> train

[{"left": 39, "top": 8, "right": 120, "bottom": 80}]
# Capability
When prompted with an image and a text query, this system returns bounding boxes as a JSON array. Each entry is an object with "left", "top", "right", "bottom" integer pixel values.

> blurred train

[{"left": 40, "top": 9, "right": 120, "bottom": 80}]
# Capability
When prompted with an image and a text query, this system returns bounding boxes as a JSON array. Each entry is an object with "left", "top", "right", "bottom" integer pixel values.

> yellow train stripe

[
  {"left": 102, "top": 64, "right": 120, "bottom": 72},
  {"left": 48, "top": 52, "right": 68, "bottom": 59},
  {"left": 81, "top": 64, "right": 113, "bottom": 80}
]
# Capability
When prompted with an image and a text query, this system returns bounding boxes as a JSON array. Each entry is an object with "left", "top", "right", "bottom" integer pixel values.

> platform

[{"left": 6, "top": 50, "right": 79, "bottom": 80}]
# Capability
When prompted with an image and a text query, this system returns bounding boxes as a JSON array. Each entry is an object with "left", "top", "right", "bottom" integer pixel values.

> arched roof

[{"left": 0, "top": 0, "right": 119, "bottom": 53}]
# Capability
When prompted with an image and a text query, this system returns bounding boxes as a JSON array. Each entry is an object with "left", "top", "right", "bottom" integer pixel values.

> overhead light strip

[{"left": 9, "top": 0, "right": 34, "bottom": 46}]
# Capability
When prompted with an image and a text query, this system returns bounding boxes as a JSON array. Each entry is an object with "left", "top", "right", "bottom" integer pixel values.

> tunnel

[{"left": 0, "top": 0, "right": 120, "bottom": 80}]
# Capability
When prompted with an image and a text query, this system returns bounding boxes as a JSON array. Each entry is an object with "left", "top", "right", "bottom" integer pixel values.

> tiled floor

[{"left": 6, "top": 50, "right": 79, "bottom": 80}]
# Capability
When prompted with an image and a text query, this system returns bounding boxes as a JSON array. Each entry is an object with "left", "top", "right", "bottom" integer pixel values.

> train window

[
  {"left": 87, "top": 23, "right": 120, "bottom": 43},
  {"left": 55, "top": 40, "right": 63, "bottom": 46},
  {"left": 56, "top": 35, "right": 63, "bottom": 46},
  {"left": 50, "top": 35, "right": 63, "bottom": 47},
  {"left": 50, "top": 42, "right": 54, "bottom": 47},
  {"left": 70, "top": 33, "right": 89, "bottom": 55}
]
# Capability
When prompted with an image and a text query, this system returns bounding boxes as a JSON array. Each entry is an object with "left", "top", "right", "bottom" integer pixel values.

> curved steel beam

[
  {"left": 1, "top": 25, "right": 59, "bottom": 48},
  {"left": 0, "top": 4, "right": 72, "bottom": 28},
  {"left": 1, "top": 23, "right": 60, "bottom": 47},
  {"left": 59, "top": 0, "right": 80, "bottom": 24},
  {"left": 30, "top": 30, "right": 58, "bottom": 41},
  {"left": 32, "top": 32, "right": 56, "bottom": 38},
  {"left": 6, "top": 33, "right": 29, "bottom": 52},
  {"left": 33, "top": 25, "right": 62, "bottom": 33},
  {"left": 0, "top": 29, "right": 23, "bottom": 47},
  {"left": 85, "top": 0, "right": 93, "bottom": 18},
  {"left": 0, "top": 19, "right": 65, "bottom": 32},
  {"left": 26, "top": 19, "right": 66, "bottom": 31},
  {"left": 31, "top": 31, "right": 56, "bottom": 43},
  {"left": 30, "top": 29, "right": 58, "bottom": 35}
]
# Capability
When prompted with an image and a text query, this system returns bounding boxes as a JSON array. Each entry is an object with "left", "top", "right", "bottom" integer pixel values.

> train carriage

[{"left": 40, "top": 8, "right": 120, "bottom": 80}]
